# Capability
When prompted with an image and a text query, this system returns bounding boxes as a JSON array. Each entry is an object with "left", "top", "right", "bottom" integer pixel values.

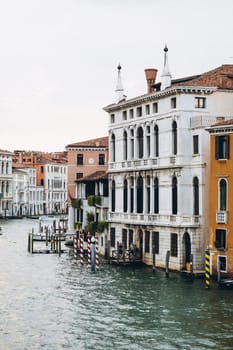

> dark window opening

[{"left": 171, "top": 233, "right": 178, "bottom": 257}]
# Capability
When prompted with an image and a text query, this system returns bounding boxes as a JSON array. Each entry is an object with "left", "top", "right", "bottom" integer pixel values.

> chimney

[
  {"left": 216, "top": 117, "right": 225, "bottom": 123},
  {"left": 145, "top": 68, "right": 157, "bottom": 93}
]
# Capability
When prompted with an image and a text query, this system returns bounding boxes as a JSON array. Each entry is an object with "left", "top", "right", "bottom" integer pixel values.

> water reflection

[{"left": 0, "top": 219, "right": 233, "bottom": 349}]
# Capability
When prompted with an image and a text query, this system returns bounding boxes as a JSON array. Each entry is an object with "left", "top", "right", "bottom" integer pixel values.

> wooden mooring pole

[{"left": 152, "top": 245, "right": 156, "bottom": 272}]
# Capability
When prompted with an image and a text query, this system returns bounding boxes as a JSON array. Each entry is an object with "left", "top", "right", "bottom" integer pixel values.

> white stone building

[
  {"left": 103, "top": 48, "right": 233, "bottom": 271},
  {"left": 0, "top": 150, "right": 13, "bottom": 217},
  {"left": 44, "top": 163, "right": 68, "bottom": 215}
]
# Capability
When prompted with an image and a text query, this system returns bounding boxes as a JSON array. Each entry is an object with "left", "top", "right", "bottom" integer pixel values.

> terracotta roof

[
  {"left": 210, "top": 118, "right": 233, "bottom": 128},
  {"left": 0, "top": 149, "right": 13, "bottom": 155},
  {"left": 173, "top": 64, "right": 233, "bottom": 89},
  {"left": 66, "top": 136, "right": 108, "bottom": 149},
  {"left": 76, "top": 170, "right": 108, "bottom": 182}
]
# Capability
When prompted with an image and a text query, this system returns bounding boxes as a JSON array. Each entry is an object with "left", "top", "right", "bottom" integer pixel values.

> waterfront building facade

[
  {"left": 104, "top": 50, "right": 233, "bottom": 271},
  {"left": 0, "top": 149, "right": 13, "bottom": 217},
  {"left": 208, "top": 119, "right": 233, "bottom": 278}
]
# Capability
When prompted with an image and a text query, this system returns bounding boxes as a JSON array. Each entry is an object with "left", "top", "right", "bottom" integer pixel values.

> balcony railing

[
  {"left": 216, "top": 211, "right": 227, "bottom": 224},
  {"left": 108, "top": 212, "right": 200, "bottom": 227}
]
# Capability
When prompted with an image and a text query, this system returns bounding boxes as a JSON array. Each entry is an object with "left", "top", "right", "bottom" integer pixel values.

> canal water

[{"left": 0, "top": 219, "right": 233, "bottom": 350}]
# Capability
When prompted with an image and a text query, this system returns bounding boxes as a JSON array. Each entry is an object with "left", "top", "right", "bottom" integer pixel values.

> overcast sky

[{"left": 0, "top": 0, "right": 232, "bottom": 152}]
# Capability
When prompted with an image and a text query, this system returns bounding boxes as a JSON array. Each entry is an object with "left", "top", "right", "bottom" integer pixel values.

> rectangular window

[
  {"left": 77, "top": 154, "right": 84, "bottom": 165},
  {"left": 171, "top": 97, "right": 176, "bottom": 109},
  {"left": 215, "top": 135, "right": 229, "bottom": 160},
  {"left": 215, "top": 229, "right": 226, "bottom": 250},
  {"left": 110, "top": 228, "right": 116, "bottom": 247},
  {"left": 153, "top": 102, "right": 158, "bottom": 113},
  {"left": 170, "top": 233, "right": 178, "bottom": 257},
  {"left": 152, "top": 231, "right": 159, "bottom": 254},
  {"left": 110, "top": 114, "right": 115, "bottom": 123},
  {"left": 40, "top": 166, "right": 44, "bottom": 174},
  {"left": 76, "top": 172, "right": 83, "bottom": 180},
  {"left": 146, "top": 104, "right": 150, "bottom": 115},
  {"left": 129, "top": 109, "right": 134, "bottom": 119},
  {"left": 193, "top": 135, "right": 199, "bottom": 154},
  {"left": 219, "top": 256, "right": 227, "bottom": 272},
  {"left": 136, "top": 106, "right": 142, "bottom": 117},
  {"left": 122, "top": 110, "right": 127, "bottom": 120},
  {"left": 98, "top": 154, "right": 105, "bottom": 165},
  {"left": 122, "top": 229, "right": 127, "bottom": 249},
  {"left": 145, "top": 231, "right": 150, "bottom": 253},
  {"left": 195, "top": 97, "right": 206, "bottom": 108}
]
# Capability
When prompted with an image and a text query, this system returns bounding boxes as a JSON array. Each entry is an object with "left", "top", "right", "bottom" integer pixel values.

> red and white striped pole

[
  {"left": 87, "top": 232, "right": 91, "bottom": 269},
  {"left": 80, "top": 233, "right": 84, "bottom": 267},
  {"left": 73, "top": 232, "right": 78, "bottom": 263},
  {"left": 95, "top": 232, "right": 99, "bottom": 269}
]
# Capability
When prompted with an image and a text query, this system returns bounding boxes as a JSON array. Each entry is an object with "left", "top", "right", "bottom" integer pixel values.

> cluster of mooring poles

[{"left": 73, "top": 232, "right": 99, "bottom": 272}]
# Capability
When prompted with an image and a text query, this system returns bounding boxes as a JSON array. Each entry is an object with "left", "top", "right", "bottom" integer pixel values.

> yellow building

[{"left": 208, "top": 118, "right": 233, "bottom": 278}]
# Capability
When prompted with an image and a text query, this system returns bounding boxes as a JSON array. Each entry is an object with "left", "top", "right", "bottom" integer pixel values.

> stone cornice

[{"left": 103, "top": 86, "right": 217, "bottom": 113}]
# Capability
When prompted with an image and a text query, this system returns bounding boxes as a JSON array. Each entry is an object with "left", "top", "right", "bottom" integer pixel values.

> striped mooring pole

[
  {"left": 87, "top": 232, "right": 91, "bottom": 269},
  {"left": 73, "top": 232, "right": 78, "bottom": 263},
  {"left": 95, "top": 233, "right": 99, "bottom": 270},
  {"left": 205, "top": 247, "right": 210, "bottom": 289},
  {"left": 80, "top": 233, "right": 84, "bottom": 267}
]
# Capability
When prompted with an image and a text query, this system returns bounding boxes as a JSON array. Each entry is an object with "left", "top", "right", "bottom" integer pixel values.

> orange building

[
  {"left": 65, "top": 136, "right": 109, "bottom": 202},
  {"left": 208, "top": 118, "right": 233, "bottom": 278}
]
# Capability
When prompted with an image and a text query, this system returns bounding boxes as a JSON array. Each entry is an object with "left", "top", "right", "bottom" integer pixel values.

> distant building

[
  {"left": 65, "top": 137, "right": 108, "bottom": 228},
  {"left": 0, "top": 149, "right": 13, "bottom": 217},
  {"left": 207, "top": 118, "right": 233, "bottom": 278},
  {"left": 103, "top": 47, "right": 233, "bottom": 271}
]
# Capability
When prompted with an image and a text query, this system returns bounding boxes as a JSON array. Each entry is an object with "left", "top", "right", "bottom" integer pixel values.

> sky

[{"left": 0, "top": 0, "right": 232, "bottom": 152}]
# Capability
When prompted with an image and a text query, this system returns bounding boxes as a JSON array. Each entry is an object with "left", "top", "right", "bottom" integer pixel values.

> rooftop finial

[
  {"left": 161, "top": 44, "right": 172, "bottom": 90},
  {"left": 115, "top": 63, "right": 126, "bottom": 103}
]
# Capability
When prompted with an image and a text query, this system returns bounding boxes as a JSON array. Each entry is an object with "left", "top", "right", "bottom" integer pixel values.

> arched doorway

[{"left": 183, "top": 232, "right": 191, "bottom": 270}]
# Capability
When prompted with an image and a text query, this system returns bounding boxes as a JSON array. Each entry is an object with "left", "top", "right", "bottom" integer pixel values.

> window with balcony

[
  {"left": 152, "top": 231, "right": 159, "bottom": 254},
  {"left": 137, "top": 127, "right": 144, "bottom": 159},
  {"left": 123, "top": 179, "right": 128, "bottom": 213},
  {"left": 171, "top": 233, "right": 178, "bottom": 257},
  {"left": 172, "top": 176, "right": 178, "bottom": 215},
  {"left": 145, "top": 231, "right": 150, "bottom": 253},
  {"left": 215, "top": 229, "right": 226, "bottom": 250},
  {"left": 123, "top": 130, "right": 128, "bottom": 161},
  {"left": 137, "top": 176, "right": 143, "bottom": 213},
  {"left": 77, "top": 154, "right": 83, "bottom": 165},
  {"left": 154, "top": 177, "right": 159, "bottom": 214},
  {"left": 111, "top": 134, "right": 116, "bottom": 162},
  {"left": 195, "top": 97, "right": 206, "bottom": 109},
  {"left": 111, "top": 180, "right": 116, "bottom": 212},
  {"left": 193, "top": 177, "right": 199, "bottom": 215},
  {"left": 172, "top": 121, "right": 177, "bottom": 155},
  {"left": 154, "top": 125, "right": 159, "bottom": 157},
  {"left": 215, "top": 135, "right": 229, "bottom": 160}
]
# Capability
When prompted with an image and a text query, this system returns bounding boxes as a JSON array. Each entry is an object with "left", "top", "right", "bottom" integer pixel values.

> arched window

[
  {"left": 123, "top": 179, "right": 128, "bottom": 212},
  {"left": 111, "top": 134, "right": 116, "bottom": 162},
  {"left": 111, "top": 180, "right": 116, "bottom": 212},
  {"left": 154, "top": 177, "right": 159, "bottom": 214},
  {"left": 123, "top": 130, "right": 128, "bottom": 161},
  {"left": 130, "top": 177, "right": 134, "bottom": 213},
  {"left": 172, "top": 121, "right": 177, "bottom": 155},
  {"left": 137, "top": 176, "right": 143, "bottom": 213},
  {"left": 219, "top": 179, "right": 227, "bottom": 211},
  {"left": 146, "top": 126, "right": 150, "bottom": 157},
  {"left": 193, "top": 177, "right": 199, "bottom": 215},
  {"left": 130, "top": 129, "right": 134, "bottom": 159},
  {"left": 154, "top": 125, "right": 159, "bottom": 157},
  {"left": 172, "top": 176, "right": 177, "bottom": 215},
  {"left": 146, "top": 176, "right": 150, "bottom": 213},
  {"left": 137, "top": 127, "right": 144, "bottom": 159}
]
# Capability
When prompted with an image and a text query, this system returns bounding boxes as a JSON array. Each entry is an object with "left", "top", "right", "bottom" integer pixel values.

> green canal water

[{"left": 0, "top": 219, "right": 233, "bottom": 350}]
